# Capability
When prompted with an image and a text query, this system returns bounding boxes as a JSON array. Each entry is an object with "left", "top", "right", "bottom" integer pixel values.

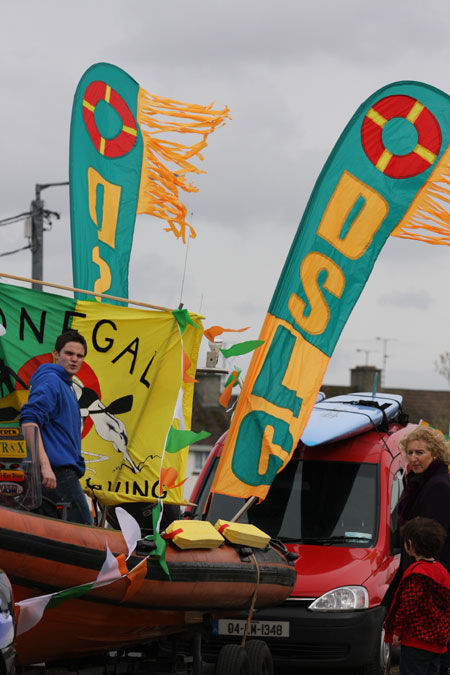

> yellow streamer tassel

[
  {"left": 392, "top": 145, "right": 450, "bottom": 246},
  {"left": 136, "top": 88, "right": 231, "bottom": 243}
]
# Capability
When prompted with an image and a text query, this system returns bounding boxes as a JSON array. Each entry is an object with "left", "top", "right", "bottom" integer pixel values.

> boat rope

[{"left": 241, "top": 552, "right": 261, "bottom": 647}]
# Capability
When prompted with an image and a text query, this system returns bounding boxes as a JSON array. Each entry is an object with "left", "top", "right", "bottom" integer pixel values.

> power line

[
  {"left": 0, "top": 182, "right": 68, "bottom": 281},
  {"left": 0, "top": 212, "right": 31, "bottom": 227},
  {"left": 0, "top": 211, "right": 32, "bottom": 257},
  {"left": 0, "top": 209, "right": 59, "bottom": 230},
  {"left": 0, "top": 244, "right": 31, "bottom": 258}
]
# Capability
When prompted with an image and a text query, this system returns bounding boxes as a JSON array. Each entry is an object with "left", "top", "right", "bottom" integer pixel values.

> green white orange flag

[
  {"left": 16, "top": 507, "right": 147, "bottom": 635},
  {"left": 211, "top": 80, "right": 450, "bottom": 501},
  {"left": 0, "top": 282, "right": 203, "bottom": 506},
  {"left": 70, "top": 62, "right": 230, "bottom": 303},
  {"left": 219, "top": 369, "right": 241, "bottom": 408}
]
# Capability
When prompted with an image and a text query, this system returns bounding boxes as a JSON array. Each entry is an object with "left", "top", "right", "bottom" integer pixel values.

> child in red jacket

[{"left": 385, "top": 516, "right": 450, "bottom": 675}]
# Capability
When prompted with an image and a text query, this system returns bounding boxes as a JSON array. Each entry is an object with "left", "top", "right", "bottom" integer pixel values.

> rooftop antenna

[
  {"left": 376, "top": 336, "right": 398, "bottom": 388},
  {"left": 179, "top": 212, "right": 193, "bottom": 308},
  {"left": 356, "top": 348, "right": 373, "bottom": 365}
]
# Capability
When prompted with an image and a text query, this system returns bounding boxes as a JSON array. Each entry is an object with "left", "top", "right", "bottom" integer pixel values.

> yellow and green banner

[
  {"left": 70, "top": 62, "right": 229, "bottom": 304},
  {"left": 212, "top": 80, "right": 450, "bottom": 501},
  {"left": 0, "top": 283, "right": 203, "bottom": 505}
]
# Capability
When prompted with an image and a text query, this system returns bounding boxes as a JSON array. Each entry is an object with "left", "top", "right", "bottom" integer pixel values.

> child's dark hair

[
  {"left": 401, "top": 517, "right": 447, "bottom": 559},
  {"left": 54, "top": 330, "right": 87, "bottom": 356}
]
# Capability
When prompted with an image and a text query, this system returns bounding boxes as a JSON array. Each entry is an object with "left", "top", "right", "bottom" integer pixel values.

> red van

[{"left": 188, "top": 404, "right": 412, "bottom": 674}]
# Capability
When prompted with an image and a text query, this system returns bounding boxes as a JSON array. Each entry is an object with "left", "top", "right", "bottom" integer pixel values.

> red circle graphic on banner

[
  {"left": 361, "top": 94, "right": 442, "bottom": 179},
  {"left": 82, "top": 80, "right": 138, "bottom": 158}
]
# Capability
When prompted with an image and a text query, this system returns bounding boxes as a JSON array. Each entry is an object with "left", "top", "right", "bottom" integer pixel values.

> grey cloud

[
  {"left": 109, "top": 0, "right": 450, "bottom": 69},
  {"left": 377, "top": 289, "right": 433, "bottom": 311},
  {"left": 3, "top": 0, "right": 450, "bottom": 394}
]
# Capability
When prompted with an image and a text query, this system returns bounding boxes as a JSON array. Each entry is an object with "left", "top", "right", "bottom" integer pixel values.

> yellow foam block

[
  {"left": 165, "top": 520, "right": 225, "bottom": 549},
  {"left": 214, "top": 520, "right": 271, "bottom": 549}
]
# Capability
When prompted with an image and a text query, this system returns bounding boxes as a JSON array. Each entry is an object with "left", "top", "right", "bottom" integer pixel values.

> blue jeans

[
  {"left": 400, "top": 646, "right": 440, "bottom": 675},
  {"left": 41, "top": 467, "right": 93, "bottom": 525}
]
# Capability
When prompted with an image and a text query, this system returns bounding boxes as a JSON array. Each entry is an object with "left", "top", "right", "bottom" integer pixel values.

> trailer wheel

[
  {"left": 215, "top": 645, "right": 250, "bottom": 675},
  {"left": 245, "top": 640, "right": 273, "bottom": 675}
]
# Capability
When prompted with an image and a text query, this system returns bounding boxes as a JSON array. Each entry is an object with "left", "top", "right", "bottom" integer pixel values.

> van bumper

[{"left": 206, "top": 603, "right": 387, "bottom": 669}]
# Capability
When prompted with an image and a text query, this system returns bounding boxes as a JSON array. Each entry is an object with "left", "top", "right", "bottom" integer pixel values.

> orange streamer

[{"left": 204, "top": 325, "right": 250, "bottom": 342}]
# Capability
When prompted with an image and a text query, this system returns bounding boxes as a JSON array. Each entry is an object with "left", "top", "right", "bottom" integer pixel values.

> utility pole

[
  {"left": 30, "top": 182, "right": 69, "bottom": 290},
  {"left": 30, "top": 186, "right": 43, "bottom": 289}
]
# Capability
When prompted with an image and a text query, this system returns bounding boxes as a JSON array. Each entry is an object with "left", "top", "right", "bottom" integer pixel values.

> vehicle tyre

[
  {"left": 215, "top": 645, "right": 250, "bottom": 675},
  {"left": 245, "top": 640, "right": 273, "bottom": 675},
  {"left": 379, "top": 634, "right": 391, "bottom": 675},
  {"left": 358, "top": 627, "right": 391, "bottom": 675}
]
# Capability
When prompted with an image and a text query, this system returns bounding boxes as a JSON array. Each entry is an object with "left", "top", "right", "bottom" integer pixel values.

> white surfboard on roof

[{"left": 301, "top": 392, "right": 403, "bottom": 447}]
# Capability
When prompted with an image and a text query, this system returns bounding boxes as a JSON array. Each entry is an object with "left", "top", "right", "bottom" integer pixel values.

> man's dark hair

[
  {"left": 401, "top": 517, "right": 447, "bottom": 559},
  {"left": 54, "top": 330, "right": 87, "bottom": 356}
]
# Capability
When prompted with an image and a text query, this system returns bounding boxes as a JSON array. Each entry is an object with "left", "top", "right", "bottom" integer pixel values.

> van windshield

[{"left": 199, "top": 459, "right": 378, "bottom": 547}]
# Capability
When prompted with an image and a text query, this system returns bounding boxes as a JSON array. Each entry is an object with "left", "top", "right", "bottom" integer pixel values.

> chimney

[
  {"left": 205, "top": 341, "right": 222, "bottom": 368},
  {"left": 195, "top": 341, "right": 228, "bottom": 406},
  {"left": 350, "top": 365, "right": 382, "bottom": 392}
]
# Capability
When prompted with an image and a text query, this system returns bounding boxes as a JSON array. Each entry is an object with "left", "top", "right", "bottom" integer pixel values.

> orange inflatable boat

[{"left": 0, "top": 507, "right": 296, "bottom": 666}]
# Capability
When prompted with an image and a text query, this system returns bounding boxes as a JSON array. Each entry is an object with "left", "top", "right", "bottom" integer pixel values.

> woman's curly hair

[{"left": 400, "top": 426, "right": 450, "bottom": 465}]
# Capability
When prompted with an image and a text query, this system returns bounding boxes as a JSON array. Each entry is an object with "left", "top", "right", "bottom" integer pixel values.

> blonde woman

[{"left": 398, "top": 427, "right": 450, "bottom": 540}]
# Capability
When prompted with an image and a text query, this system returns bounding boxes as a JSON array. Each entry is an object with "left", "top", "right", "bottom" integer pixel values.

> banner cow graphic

[
  {"left": 212, "top": 81, "right": 450, "bottom": 501},
  {"left": 0, "top": 283, "right": 203, "bottom": 506},
  {"left": 73, "top": 382, "right": 138, "bottom": 473}
]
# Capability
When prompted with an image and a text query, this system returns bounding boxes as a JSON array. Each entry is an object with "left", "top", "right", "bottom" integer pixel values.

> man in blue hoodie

[{"left": 20, "top": 330, "right": 93, "bottom": 525}]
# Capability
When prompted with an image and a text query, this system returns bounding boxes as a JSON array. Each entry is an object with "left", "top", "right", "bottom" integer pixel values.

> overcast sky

[{"left": 2, "top": 0, "right": 450, "bottom": 391}]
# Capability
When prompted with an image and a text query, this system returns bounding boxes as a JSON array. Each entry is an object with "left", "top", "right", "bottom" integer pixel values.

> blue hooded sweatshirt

[{"left": 19, "top": 363, "right": 85, "bottom": 478}]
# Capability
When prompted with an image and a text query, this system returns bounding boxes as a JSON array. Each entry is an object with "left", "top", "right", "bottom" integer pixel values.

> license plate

[{"left": 216, "top": 619, "right": 290, "bottom": 638}]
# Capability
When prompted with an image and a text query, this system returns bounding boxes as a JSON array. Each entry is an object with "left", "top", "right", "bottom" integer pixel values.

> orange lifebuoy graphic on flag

[
  {"left": 82, "top": 81, "right": 138, "bottom": 158},
  {"left": 361, "top": 94, "right": 442, "bottom": 179}
]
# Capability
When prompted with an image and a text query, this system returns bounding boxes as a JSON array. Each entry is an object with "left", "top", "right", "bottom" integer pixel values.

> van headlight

[{"left": 308, "top": 586, "right": 368, "bottom": 611}]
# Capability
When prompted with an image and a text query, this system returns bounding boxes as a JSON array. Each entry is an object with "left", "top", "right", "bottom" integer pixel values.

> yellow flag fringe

[
  {"left": 391, "top": 145, "right": 450, "bottom": 246},
  {"left": 136, "top": 88, "right": 231, "bottom": 243}
]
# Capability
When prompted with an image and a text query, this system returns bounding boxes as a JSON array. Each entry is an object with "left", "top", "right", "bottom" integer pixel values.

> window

[
  {"left": 201, "top": 459, "right": 379, "bottom": 547},
  {"left": 192, "top": 450, "right": 210, "bottom": 475}
]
